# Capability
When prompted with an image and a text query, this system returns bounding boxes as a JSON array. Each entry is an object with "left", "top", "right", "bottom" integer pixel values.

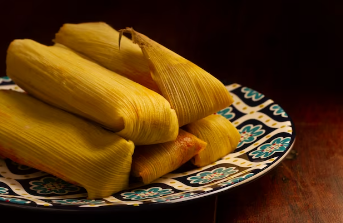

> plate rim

[
  {"left": 0, "top": 139, "right": 296, "bottom": 213},
  {"left": 0, "top": 82, "right": 297, "bottom": 211}
]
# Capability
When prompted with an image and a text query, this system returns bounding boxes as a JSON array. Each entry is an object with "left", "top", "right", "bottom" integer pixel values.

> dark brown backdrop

[{"left": 1, "top": 0, "right": 342, "bottom": 97}]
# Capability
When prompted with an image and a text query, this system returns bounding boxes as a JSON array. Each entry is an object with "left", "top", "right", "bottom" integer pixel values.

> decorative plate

[{"left": 0, "top": 76, "right": 295, "bottom": 210}]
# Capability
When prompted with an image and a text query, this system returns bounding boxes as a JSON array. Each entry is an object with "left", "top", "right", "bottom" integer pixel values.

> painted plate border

[{"left": 0, "top": 77, "right": 296, "bottom": 211}]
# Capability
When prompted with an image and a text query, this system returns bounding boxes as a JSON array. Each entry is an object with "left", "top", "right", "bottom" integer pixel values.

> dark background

[
  {"left": 1, "top": 0, "right": 342, "bottom": 97},
  {"left": 1, "top": 1, "right": 342, "bottom": 222}
]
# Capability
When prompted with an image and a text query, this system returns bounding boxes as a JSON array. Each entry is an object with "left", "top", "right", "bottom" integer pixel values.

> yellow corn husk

[
  {"left": 54, "top": 22, "right": 160, "bottom": 93},
  {"left": 131, "top": 129, "right": 206, "bottom": 184},
  {"left": 6, "top": 39, "right": 179, "bottom": 145},
  {"left": 0, "top": 90, "right": 134, "bottom": 199},
  {"left": 183, "top": 114, "right": 240, "bottom": 167},
  {"left": 119, "top": 28, "right": 234, "bottom": 127}
]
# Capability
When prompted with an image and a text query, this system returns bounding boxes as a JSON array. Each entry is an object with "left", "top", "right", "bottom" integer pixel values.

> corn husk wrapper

[
  {"left": 119, "top": 28, "right": 234, "bottom": 127},
  {"left": 6, "top": 39, "right": 179, "bottom": 145},
  {"left": 131, "top": 129, "right": 206, "bottom": 184},
  {"left": 0, "top": 90, "right": 134, "bottom": 199},
  {"left": 54, "top": 22, "right": 160, "bottom": 93},
  {"left": 183, "top": 114, "right": 240, "bottom": 167}
]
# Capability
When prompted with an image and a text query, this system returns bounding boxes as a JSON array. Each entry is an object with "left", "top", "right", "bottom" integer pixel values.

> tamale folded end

[
  {"left": 120, "top": 28, "right": 236, "bottom": 126},
  {"left": 185, "top": 114, "right": 240, "bottom": 167},
  {"left": 131, "top": 129, "right": 206, "bottom": 184}
]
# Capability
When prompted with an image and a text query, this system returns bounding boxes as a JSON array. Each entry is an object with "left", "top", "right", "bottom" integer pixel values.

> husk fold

[
  {"left": 119, "top": 28, "right": 234, "bottom": 126},
  {"left": 183, "top": 114, "right": 240, "bottom": 167},
  {"left": 6, "top": 39, "right": 179, "bottom": 145},
  {"left": 0, "top": 90, "right": 134, "bottom": 199},
  {"left": 54, "top": 22, "right": 160, "bottom": 93},
  {"left": 131, "top": 129, "right": 206, "bottom": 184}
]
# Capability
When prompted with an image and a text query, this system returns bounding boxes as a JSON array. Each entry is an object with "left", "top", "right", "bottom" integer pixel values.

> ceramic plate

[{"left": 0, "top": 76, "right": 295, "bottom": 210}]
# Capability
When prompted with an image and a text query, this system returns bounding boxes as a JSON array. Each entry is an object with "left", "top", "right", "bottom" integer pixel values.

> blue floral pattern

[
  {"left": 270, "top": 104, "right": 288, "bottom": 117},
  {"left": 219, "top": 173, "right": 254, "bottom": 186},
  {"left": 188, "top": 167, "right": 238, "bottom": 184},
  {"left": 241, "top": 87, "right": 264, "bottom": 101},
  {"left": 154, "top": 193, "right": 195, "bottom": 202},
  {"left": 237, "top": 124, "right": 265, "bottom": 148},
  {"left": 217, "top": 107, "right": 235, "bottom": 120},
  {"left": 29, "top": 177, "right": 80, "bottom": 194},
  {"left": 121, "top": 187, "right": 173, "bottom": 200},
  {"left": 0, "top": 187, "right": 8, "bottom": 194},
  {"left": 0, "top": 197, "right": 31, "bottom": 204},
  {"left": 0, "top": 76, "right": 11, "bottom": 84},
  {"left": 53, "top": 199, "right": 105, "bottom": 205},
  {"left": 250, "top": 137, "right": 291, "bottom": 159}
]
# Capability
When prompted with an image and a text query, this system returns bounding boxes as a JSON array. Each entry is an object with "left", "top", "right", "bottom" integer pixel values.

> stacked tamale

[{"left": 0, "top": 22, "right": 240, "bottom": 199}]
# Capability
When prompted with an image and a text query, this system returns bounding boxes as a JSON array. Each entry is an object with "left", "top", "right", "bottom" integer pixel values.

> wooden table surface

[{"left": 215, "top": 87, "right": 343, "bottom": 223}]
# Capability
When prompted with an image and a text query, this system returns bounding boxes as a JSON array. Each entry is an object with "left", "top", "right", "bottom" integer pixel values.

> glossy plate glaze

[{"left": 0, "top": 76, "right": 295, "bottom": 210}]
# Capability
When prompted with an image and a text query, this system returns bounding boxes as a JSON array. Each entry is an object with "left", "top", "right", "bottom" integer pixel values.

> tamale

[
  {"left": 131, "top": 129, "right": 206, "bottom": 184},
  {"left": 54, "top": 22, "right": 160, "bottom": 93},
  {"left": 0, "top": 90, "right": 134, "bottom": 199},
  {"left": 183, "top": 114, "right": 240, "bottom": 167},
  {"left": 119, "top": 28, "right": 234, "bottom": 126},
  {"left": 6, "top": 39, "right": 179, "bottom": 145}
]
